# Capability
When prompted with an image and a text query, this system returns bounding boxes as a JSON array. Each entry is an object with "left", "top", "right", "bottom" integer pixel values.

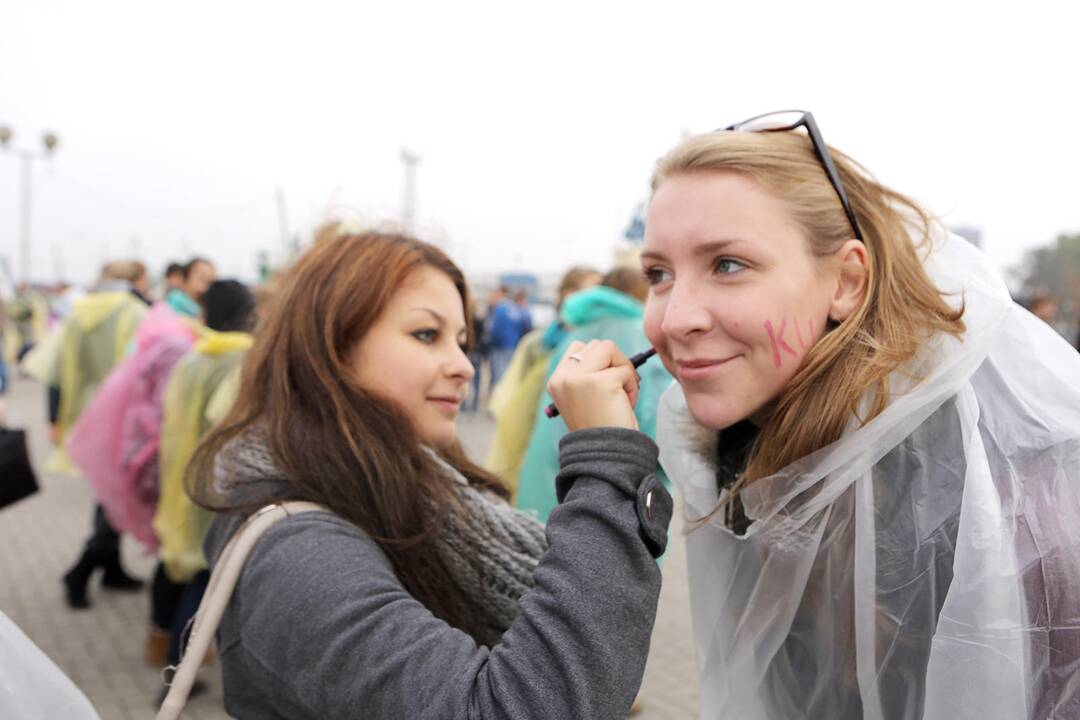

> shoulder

[
  {"left": 217, "top": 509, "right": 402, "bottom": 633},
  {"left": 242, "top": 511, "right": 394, "bottom": 587}
]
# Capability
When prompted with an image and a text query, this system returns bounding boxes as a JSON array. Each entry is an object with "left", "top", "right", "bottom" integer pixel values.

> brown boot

[{"left": 145, "top": 626, "right": 172, "bottom": 667}]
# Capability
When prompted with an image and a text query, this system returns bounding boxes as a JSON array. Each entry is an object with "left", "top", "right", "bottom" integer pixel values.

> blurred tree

[{"left": 1010, "top": 233, "right": 1080, "bottom": 312}]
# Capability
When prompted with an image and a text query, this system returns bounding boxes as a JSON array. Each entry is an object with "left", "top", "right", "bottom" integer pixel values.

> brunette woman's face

[
  {"left": 642, "top": 172, "right": 848, "bottom": 431},
  {"left": 351, "top": 266, "right": 474, "bottom": 449}
]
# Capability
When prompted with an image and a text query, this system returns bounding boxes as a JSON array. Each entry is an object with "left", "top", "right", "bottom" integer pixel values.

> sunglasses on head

[{"left": 719, "top": 110, "right": 863, "bottom": 243}]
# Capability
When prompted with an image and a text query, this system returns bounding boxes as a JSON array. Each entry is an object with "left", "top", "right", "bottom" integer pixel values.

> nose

[
  {"left": 449, "top": 344, "right": 475, "bottom": 382},
  {"left": 661, "top": 278, "right": 712, "bottom": 339}
]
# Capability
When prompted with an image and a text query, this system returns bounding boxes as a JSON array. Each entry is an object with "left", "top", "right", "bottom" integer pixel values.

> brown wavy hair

[
  {"left": 186, "top": 228, "right": 508, "bottom": 642},
  {"left": 651, "top": 130, "right": 965, "bottom": 492}
]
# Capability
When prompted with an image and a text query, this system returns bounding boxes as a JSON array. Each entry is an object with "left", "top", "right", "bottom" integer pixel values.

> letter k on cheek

[{"left": 764, "top": 319, "right": 798, "bottom": 369}]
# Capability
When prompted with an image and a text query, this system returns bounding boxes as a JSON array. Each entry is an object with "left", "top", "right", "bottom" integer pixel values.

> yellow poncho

[
  {"left": 155, "top": 331, "right": 252, "bottom": 583},
  {"left": 54, "top": 292, "right": 147, "bottom": 437},
  {"left": 28, "top": 292, "right": 146, "bottom": 474},
  {"left": 483, "top": 329, "right": 551, "bottom": 497}
]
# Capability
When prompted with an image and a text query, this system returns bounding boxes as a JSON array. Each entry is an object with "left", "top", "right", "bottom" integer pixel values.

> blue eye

[
  {"left": 714, "top": 257, "right": 746, "bottom": 275},
  {"left": 413, "top": 329, "right": 438, "bottom": 343},
  {"left": 644, "top": 267, "right": 672, "bottom": 286}
]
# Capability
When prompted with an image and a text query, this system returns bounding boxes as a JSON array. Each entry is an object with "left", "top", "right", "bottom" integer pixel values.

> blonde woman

[{"left": 643, "top": 111, "right": 1080, "bottom": 719}]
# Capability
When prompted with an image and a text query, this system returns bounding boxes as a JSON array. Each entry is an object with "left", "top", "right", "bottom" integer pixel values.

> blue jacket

[{"left": 488, "top": 300, "right": 532, "bottom": 350}]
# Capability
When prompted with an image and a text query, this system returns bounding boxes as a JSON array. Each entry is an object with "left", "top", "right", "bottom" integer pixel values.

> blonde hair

[
  {"left": 556, "top": 265, "right": 601, "bottom": 310},
  {"left": 651, "top": 131, "right": 965, "bottom": 490},
  {"left": 98, "top": 259, "right": 147, "bottom": 285},
  {"left": 602, "top": 267, "right": 648, "bottom": 303}
]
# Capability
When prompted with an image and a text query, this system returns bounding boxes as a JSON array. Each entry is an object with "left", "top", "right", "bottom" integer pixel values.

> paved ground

[{"left": 0, "top": 374, "right": 699, "bottom": 719}]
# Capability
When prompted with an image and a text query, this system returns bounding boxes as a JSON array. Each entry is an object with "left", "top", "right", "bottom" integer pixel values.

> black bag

[{"left": 0, "top": 427, "right": 39, "bottom": 509}]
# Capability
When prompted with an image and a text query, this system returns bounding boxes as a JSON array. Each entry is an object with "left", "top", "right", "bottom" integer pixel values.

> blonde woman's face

[
  {"left": 642, "top": 172, "right": 839, "bottom": 431},
  {"left": 350, "top": 266, "right": 474, "bottom": 449}
]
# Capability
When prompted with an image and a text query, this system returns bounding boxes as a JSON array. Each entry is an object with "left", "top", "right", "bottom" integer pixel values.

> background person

[
  {"left": 516, "top": 268, "right": 673, "bottom": 522},
  {"left": 152, "top": 279, "right": 255, "bottom": 675},
  {"left": 57, "top": 260, "right": 150, "bottom": 608},
  {"left": 10, "top": 282, "right": 39, "bottom": 362},
  {"left": 1024, "top": 291, "right": 1058, "bottom": 327},
  {"left": 163, "top": 262, "right": 186, "bottom": 296},
  {"left": 486, "top": 286, "right": 531, "bottom": 386},
  {"left": 484, "top": 265, "right": 601, "bottom": 494},
  {"left": 165, "top": 258, "right": 216, "bottom": 318}
]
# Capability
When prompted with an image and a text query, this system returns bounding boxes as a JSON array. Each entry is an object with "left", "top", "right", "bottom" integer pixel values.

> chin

[
  {"left": 421, "top": 427, "right": 457, "bottom": 450},
  {"left": 683, "top": 392, "right": 750, "bottom": 432}
]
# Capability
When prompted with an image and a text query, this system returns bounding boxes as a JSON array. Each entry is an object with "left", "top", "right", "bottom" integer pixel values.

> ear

[{"left": 829, "top": 240, "right": 869, "bottom": 323}]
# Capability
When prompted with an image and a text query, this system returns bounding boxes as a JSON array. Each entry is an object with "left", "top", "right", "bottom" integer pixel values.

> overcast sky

[{"left": 1, "top": 0, "right": 1077, "bottom": 288}]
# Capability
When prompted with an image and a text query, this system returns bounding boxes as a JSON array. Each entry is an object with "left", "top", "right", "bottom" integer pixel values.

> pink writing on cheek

[{"left": 764, "top": 319, "right": 799, "bottom": 369}]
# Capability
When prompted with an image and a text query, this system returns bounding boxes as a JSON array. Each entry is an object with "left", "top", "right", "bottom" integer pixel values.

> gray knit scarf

[{"left": 214, "top": 429, "right": 548, "bottom": 646}]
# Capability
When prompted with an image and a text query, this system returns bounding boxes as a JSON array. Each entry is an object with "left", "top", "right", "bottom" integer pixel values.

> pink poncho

[{"left": 65, "top": 304, "right": 198, "bottom": 551}]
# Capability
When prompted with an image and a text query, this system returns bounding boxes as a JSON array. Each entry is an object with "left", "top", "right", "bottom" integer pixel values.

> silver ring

[{"left": 568, "top": 352, "right": 584, "bottom": 363}]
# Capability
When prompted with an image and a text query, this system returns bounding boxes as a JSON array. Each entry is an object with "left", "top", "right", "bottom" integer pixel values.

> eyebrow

[
  {"left": 409, "top": 307, "right": 468, "bottom": 336},
  {"left": 641, "top": 238, "right": 744, "bottom": 263},
  {"left": 410, "top": 307, "right": 446, "bottom": 323}
]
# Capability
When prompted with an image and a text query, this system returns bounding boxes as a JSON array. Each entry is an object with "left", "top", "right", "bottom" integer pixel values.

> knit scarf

[{"left": 214, "top": 429, "right": 548, "bottom": 646}]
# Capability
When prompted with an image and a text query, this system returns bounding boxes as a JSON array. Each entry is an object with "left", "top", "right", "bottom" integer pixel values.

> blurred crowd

[{"left": 1, "top": 256, "right": 262, "bottom": 702}]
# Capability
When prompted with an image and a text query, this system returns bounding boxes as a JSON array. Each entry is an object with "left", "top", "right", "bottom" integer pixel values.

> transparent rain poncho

[{"left": 657, "top": 229, "right": 1080, "bottom": 720}]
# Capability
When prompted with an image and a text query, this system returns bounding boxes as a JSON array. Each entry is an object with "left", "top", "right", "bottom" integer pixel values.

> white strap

[{"left": 156, "top": 501, "right": 327, "bottom": 720}]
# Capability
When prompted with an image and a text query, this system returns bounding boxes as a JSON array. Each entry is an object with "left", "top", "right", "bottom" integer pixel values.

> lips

[
  {"left": 428, "top": 396, "right": 463, "bottom": 413},
  {"left": 674, "top": 357, "right": 735, "bottom": 381}
]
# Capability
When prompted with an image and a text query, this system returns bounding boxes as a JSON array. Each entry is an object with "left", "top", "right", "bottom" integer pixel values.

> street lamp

[{"left": 0, "top": 125, "right": 61, "bottom": 282}]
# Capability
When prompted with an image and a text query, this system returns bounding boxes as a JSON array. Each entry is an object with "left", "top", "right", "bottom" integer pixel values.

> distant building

[
  {"left": 497, "top": 273, "right": 540, "bottom": 303},
  {"left": 623, "top": 203, "right": 646, "bottom": 244}
]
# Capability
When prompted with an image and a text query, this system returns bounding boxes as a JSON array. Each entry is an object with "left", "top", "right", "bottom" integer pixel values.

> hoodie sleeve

[{"left": 209, "top": 428, "right": 672, "bottom": 720}]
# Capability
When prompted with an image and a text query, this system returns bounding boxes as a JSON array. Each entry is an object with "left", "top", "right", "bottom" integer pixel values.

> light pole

[
  {"left": 400, "top": 147, "right": 420, "bottom": 235},
  {"left": 0, "top": 126, "right": 60, "bottom": 282}
]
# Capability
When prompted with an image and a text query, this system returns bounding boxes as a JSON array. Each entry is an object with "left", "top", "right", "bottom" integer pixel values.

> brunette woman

[{"left": 187, "top": 229, "right": 671, "bottom": 719}]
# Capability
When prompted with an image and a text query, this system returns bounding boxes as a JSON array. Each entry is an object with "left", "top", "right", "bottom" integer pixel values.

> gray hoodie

[{"left": 203, "top": 427, "right": 673, "bottom": 719}]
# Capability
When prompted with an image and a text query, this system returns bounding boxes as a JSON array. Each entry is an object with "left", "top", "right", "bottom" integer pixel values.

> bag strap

[{"left": 156, "top": 500, "right": 327, "bottom": 720}]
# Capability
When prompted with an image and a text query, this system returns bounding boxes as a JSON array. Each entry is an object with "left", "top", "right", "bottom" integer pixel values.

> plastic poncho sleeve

[{"left": 0, "top": 612, "right": 100, "bottom": 720}]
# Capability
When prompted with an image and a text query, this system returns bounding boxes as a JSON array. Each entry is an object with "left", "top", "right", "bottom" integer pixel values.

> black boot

[
  {"left": 62, "top": 554, "right": 96, "bottom": 610},
  {"left": 102, "top": 557, "right": 144, "bottom": 591}
]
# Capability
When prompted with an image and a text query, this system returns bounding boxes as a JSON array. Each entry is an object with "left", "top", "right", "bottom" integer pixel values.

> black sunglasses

[{"left": 720, "top": 110, "right": 863, "bottom": 242}]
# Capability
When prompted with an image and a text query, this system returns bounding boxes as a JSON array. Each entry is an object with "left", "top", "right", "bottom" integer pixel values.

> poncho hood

[{"left": 560, "top": 286, "right": 643, "bottom": 326}]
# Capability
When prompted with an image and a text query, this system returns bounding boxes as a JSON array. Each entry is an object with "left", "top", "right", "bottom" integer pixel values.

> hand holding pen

[{"left": 544, "top": 342, "right": 657, "bottom": 429}]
